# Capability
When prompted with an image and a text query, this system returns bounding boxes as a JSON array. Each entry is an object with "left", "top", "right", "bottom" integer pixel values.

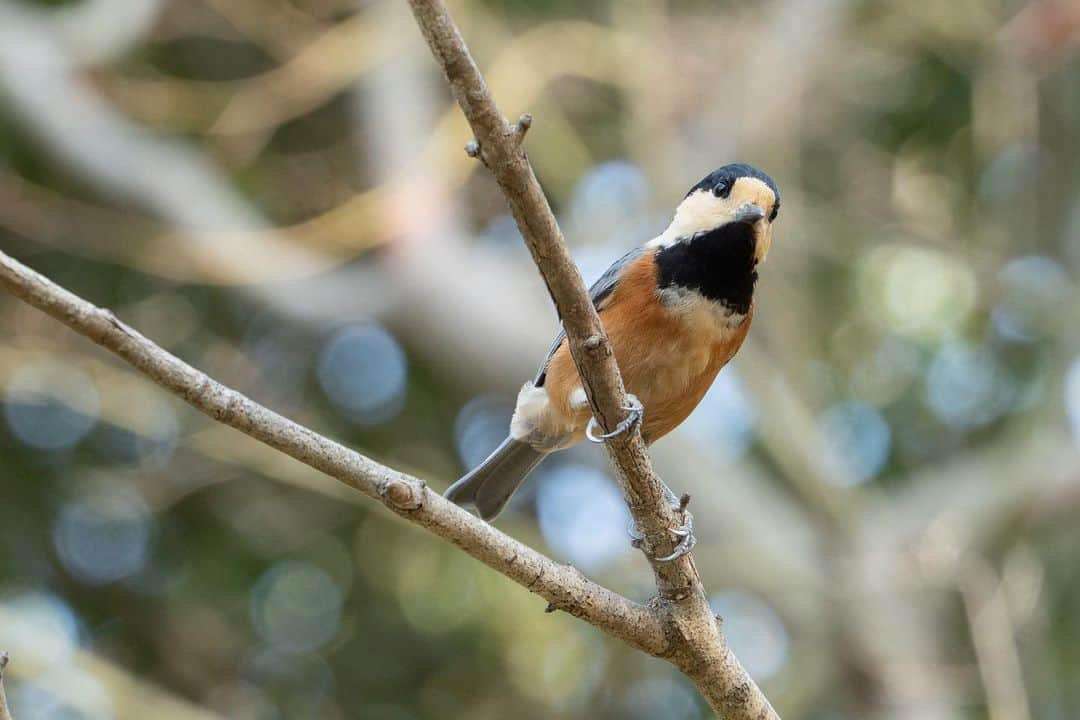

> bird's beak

[{"left": 734, "top": 203, "right": 766, "bottom": 225}]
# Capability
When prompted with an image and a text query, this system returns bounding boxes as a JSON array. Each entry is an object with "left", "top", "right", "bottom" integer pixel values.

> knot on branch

[
  {"left": 382, "top": 480, "right": 424, "bottom": 511},
  {"left": 0, "top": 651, "right": 7, "bottom": 674},
  {"left": 463, "top": 140, "right": 493, "bottom": 170},
  {"left": 510, "top": 113, "right": 532, "bottom": 144}
]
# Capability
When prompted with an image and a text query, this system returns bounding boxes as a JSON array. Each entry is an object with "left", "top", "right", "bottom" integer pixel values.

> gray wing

[{"left": 533, "top": 246, "right": 649, "bottom": 386}]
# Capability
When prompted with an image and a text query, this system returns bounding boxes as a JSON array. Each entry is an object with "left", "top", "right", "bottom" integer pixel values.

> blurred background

[{"left": 1, "top": 0, "right": 1079, "bottom": 718}]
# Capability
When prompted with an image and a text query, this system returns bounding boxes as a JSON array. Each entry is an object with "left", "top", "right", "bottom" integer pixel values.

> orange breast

[{"left": 544, "top": 251, "right": 753, "bottom": 443}]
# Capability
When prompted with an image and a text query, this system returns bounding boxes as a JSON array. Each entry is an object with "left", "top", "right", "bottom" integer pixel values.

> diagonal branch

[
  {"left": 0, "top": 249, "right": 664, "bottom": 657},
  {"left": 404, "top": 1, "right": 779, "bottom": 717}
]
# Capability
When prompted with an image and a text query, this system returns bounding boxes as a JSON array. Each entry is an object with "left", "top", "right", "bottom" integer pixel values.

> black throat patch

[{"left": 655, "top": 222, "right": 758, "bottom": 315}]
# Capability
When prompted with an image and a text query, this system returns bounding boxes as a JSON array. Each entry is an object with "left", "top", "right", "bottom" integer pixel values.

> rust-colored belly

[{"left": 543, "top": 252, "right": 752, "bottom": 444}]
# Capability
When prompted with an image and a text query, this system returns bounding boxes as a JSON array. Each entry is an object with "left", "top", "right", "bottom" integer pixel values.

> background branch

[{"left": 405, "top": 1, "right": 778, "bottom": 717}]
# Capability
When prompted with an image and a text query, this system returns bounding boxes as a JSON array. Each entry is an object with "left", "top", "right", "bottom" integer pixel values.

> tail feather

[{"left": 445, "top": 437, "right": 545, "bottom": 520}]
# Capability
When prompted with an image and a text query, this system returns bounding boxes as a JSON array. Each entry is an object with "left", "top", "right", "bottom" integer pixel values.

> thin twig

[
  {"left": 404, "top": 1, "right": 778, "bottom": 717},
  {"left": 0, "top": 250, "right": 664, "bottom": 657},
  {"left": 0, "top": 651, "right": 13, "bottom": 720}
]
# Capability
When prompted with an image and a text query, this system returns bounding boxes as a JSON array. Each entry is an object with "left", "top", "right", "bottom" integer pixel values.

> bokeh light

[
  {"left": 241, "top": 648, "right": 337, "bottom": 716},
  {"left": 505, "top": 625, "right": 607, "bottom": 711},
  {"left": 395, "top": 550, "right": 486, "bottom": 634},
  {"left": 11, "top": 667, "right": 112, "bottom": 720},
  {"left": 4, "top": 361, "right": 99, "bottom": 451},
  {"left": 710, "top": 591, "right": 790, "bottom": 681},
  {"left": 992, "top": 255, "right": 1073, "bottom": 342},
  {"left": 480, "top": 213, "right": 524, "bottom": 250},
  {"left": 453, "top": 394, "right": 514, "bottom": 470},
  {"left": 1066, "top": 356, "right": 1080, "bottom": 449},
  {"left": 566, "top": 161, "right": 650, "bottom": 243},
  {"left": 317, "top": 324, "right": 407, "bottom": 426},
  {"left": 52, "top": 483, "right": 153, "bottom": 585},
  {"left": 617, "top": 677, "right": 699, "bottom": 720},
  {"left": 924, "top": 342, "right": 1015, "bottom": 429},
  {"left": 619, "top": 676, "right": 701, "bottom": 720},
  {"left": 244, "top": 312, "right": 313, "bottom": 408},
  {"left": 536, "top": 463, "right": 631, "bottom": 573},
  {"left": 849, "top": 334, "right": 921, "bottom": 406},
  {"left": 857, "top": 243, "right": 977, "bottom": 339},
  {"left": 819, "top": 401, "right": 892, "bottom": 486},
  {"left": 250, "top": 561, "right": 344, "bottom": 653},
  {"left": 681, "top": 367, "right": 758, "bottom": 458},
  {"left": 979, "top": 143, "right": 1047, "bottom": 202},
  {"left": 90, "top": 385, "right": 178, "bottom": 467},
  {"left": 0, "top": 589, "right": 80, "bottom": 668}
]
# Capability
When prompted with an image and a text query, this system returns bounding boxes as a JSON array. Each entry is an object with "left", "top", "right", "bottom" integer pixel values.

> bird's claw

[
  {"left": 655, "top": 511, "right": 696, "bottom": 562},
  {"left": 626, "top": 490, "right": 696, "bottom": 563},
  {"left": 586, "top": 394, "right": 643, "bottom": 443}
]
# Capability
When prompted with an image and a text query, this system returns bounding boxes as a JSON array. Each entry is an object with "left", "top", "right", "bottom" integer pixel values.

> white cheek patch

[
  {"left": 661, "top": 191, "right": 728, "bottom": 245},
  {"left": 654, "top": 178, "right": 777, "bottom": 249}
]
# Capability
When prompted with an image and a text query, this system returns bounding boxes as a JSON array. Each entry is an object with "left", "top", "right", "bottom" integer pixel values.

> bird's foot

[
  {"left": 657, "top": 509, "right": 696, "bottom": 562},
  {"left": 586, "top": 394, "right": 643, "bottom": 443},
  {"left": 627, "top": 484, "right": 696, "bottom": 563}
]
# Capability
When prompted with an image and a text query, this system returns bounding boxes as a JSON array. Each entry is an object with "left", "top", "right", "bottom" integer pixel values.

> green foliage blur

[{"left": 1, "top": 0, "right": 1079, "bottom": 719}]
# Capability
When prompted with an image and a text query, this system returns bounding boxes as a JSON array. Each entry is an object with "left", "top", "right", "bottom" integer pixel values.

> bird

[{"left": 446, "top": 163, "right": 780, "bottom": 546}]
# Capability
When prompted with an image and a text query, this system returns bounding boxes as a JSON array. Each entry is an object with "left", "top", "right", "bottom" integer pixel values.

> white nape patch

[
  {"left": 568, "top": 386, "right": 588, "bottom": 409},
  {"left": 657, "top": 285, "right": 747, "bottom": 335},
  {"left": 510, "top": 381, "right": 550, "bottom": 440},
  {"left": 647, "top": 189, "right": 730, "bottom": 249},
  {"left": 645, "top": 232, "right": 674, "bottom": 249}
]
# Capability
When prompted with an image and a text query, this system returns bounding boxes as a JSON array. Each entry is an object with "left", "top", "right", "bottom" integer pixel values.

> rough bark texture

[
  {"left": 0, "top": 250, "right": 664, "bottom": 658},
  {"left": 404, "top": 2, "right": 779, "bottom": 717}
]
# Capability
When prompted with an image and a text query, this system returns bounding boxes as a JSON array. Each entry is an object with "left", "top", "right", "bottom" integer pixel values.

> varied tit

[{"left": 446, "top": 163, "right": 780, "bottom": 523}]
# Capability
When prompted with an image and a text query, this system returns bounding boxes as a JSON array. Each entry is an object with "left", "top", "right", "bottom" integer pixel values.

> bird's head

[{"left": 656, "top": 164, "right": 780, "bottom": 264}]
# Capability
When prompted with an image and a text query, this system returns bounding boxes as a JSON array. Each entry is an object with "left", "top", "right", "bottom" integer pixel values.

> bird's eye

[
  {"left": 712, "top": 180, "right": 732, "bottom": 199},
  {"left": 769, "top": 202, "right": 780, "bottom": 222}
]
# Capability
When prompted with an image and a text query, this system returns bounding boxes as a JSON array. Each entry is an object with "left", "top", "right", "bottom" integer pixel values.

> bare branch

[
  {"left": 0, "top": 652, "right": 12, "bottom": 720},
  {"left": 405, "top": 0, "right": 676, "bottom": 587},
  {"left": 404, "top": 1, "right": 778, "bottom": 717},
  {"left": 0, "top": 249, "right": 665, "bottom": 658}
]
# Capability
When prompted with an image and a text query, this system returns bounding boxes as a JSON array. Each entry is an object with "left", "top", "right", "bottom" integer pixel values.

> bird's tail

[{"left": 445, "top": 436, "right": 546, "bottom": 520}]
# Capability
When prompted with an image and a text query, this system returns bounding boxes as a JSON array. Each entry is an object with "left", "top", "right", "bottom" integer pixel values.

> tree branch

[
  {"left": 0, "top": 652, "right": 12, "bottom": 720},
  {"left": 0, "top": 249, "right": 664, "bottom": 657},
  {"left": 404, "top": 2, "right": 778, "bottom": 717},
  {"left": 0, "top": 2, "right": 781, "bottom": 712}
]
